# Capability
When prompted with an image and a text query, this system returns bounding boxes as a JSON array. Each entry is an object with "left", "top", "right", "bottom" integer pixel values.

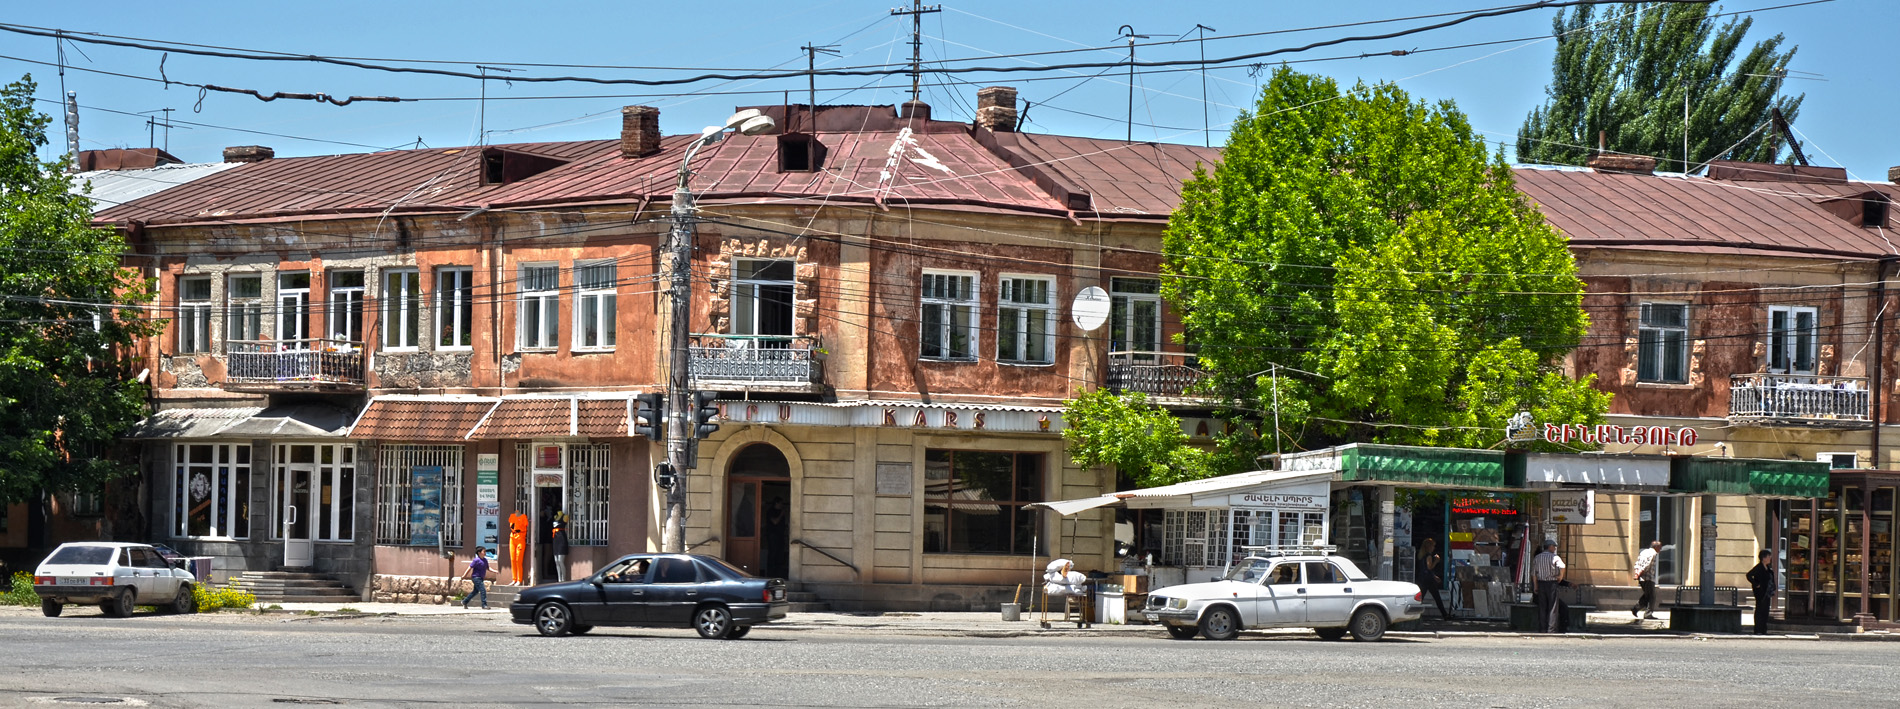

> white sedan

[
  {"left": 34, "top": 542, "right": 198, "bottom": 618},
  {"left": 1143, "top": 554, "right": 1423, "bottom": 641}
]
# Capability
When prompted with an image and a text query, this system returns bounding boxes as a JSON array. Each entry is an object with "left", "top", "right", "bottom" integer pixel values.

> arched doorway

[{"left": 726, "top": 444, "right": 791, "bottom": 578}]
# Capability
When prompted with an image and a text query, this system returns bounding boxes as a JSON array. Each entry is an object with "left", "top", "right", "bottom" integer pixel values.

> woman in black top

[{"left": 1417, "top": 537, "right": 1451, "bottom": 618}]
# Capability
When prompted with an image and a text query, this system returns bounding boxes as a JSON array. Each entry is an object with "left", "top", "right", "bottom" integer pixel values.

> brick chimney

[
  {"left": 223, "top": 145, "right": 274, "bottom": 163},
  {"left": 1586, "top": 152, "right": 1657, "bottom": 175},
  {"left": 620, "top": 106, "right": 661, "bottom": 159},
  {"left": 900, "top": 100, "right": 931, "bottom": 122},
  {"left": 1889, "top": 165, "right": 1900, "bottom": 183},
  {"left": 975, "top": 87, "right": 1019, "bottom": 133}
]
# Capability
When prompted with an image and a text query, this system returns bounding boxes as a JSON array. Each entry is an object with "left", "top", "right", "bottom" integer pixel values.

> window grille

[
  {"left": 375, "top": 445, "right": 464, "bottom": 545},
  {"left": 569, "top": 444, "right": 610, "bottom": 545}
]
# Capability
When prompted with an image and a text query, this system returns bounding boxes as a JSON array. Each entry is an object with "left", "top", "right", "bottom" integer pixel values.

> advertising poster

[
  {"left": 1548, "top": 490, "right": 1595, "bottom": 524},
  {"left": 409, "top": 465, "right": 444, "bottom": 546},
  {"left": 476, "top": 454, "right": 500, "bottom": 548}
]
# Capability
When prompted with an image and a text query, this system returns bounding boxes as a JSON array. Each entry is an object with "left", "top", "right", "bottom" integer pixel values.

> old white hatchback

[
  {"left": 34, "top": 542, "right": 197, "bottom": 618},
  {"left": 1143, "top": 554, "right": 1423, "bottom": 641}
]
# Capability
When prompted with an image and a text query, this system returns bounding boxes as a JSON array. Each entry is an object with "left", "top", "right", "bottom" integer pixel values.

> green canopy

[
  {"left": 1334, "top": 444, "right": 1506, "bottom": 489},
  {"left": 1669, "top": 457, "right": 1829, "bottom": 498}
]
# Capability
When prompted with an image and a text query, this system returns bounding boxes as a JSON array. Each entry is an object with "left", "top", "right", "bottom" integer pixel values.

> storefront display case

[{"left": 1781, "top": 475, "right": 1900, "bottom": 623}]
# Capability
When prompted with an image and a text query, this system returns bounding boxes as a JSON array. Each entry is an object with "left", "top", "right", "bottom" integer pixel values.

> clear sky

[{"left": 3, "top": 0, "right": 1889, "bottom": 180}]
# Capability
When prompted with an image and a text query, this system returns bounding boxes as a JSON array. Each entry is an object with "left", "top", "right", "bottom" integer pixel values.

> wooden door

[{"left": 726, "top": 479, "right": 763, "bottom": 575}]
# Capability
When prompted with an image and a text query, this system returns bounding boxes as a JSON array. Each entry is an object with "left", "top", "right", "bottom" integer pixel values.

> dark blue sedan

[{"left": 510, "top": 553, "right": 788, "bottom": 639}]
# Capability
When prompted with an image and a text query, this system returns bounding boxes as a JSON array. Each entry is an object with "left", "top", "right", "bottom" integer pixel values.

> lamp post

[{"left": 660, "top": 109, "right": 776, "bottom": 554}]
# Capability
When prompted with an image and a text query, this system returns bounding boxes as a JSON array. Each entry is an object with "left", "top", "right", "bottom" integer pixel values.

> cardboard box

[{"left": 1120, "top": 574, "right": 1150, "bottom": 594}]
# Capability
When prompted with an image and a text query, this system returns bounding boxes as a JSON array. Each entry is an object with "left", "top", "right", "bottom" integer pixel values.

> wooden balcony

[
  {"left": 1106, "top": 352, "right": 1207, "bottom": 400},
  {"left": 1728, "top": 373, "right": 1870, "bottom": 428},
  {"left": 688, "top": 334, "right": 823, "bottom": 393},
  {"left": 222, "top": 338, "right": 366, "bottom": 392}
]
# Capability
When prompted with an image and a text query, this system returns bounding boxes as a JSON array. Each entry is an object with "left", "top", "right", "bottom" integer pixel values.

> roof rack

[{"left": 1239, "top": 544, "right": 1337, "bottom": 557}]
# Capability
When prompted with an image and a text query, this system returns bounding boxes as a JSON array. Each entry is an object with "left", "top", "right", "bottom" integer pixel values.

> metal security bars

[
  {"left": 374, "top": 445, "right": 464, "bottom": 545},
  {"left": 569, "top": 444, "right": 610, "bottom": 546},
  {"left": 689, "top": 334, "right": 820, "bottom": 384}
]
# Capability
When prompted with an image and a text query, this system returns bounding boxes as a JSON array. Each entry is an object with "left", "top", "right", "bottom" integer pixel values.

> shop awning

[
  {"left": 1282, "top": 443, "right": 1506, "bottom": 489},
  {"left": 125, "top": 407, "right": 263, "bottom": 439},
  {"left": 1505, "top": 452, "right": 1672, "bottom": 491},
  {"left": 1030, "top": 469, "right": 1334, "bottom": 517},
  {"left": 125, "top": 404, "right": 353, "bottom": 439},
  {"left": 1670, "top": 457, "right": 1830, "bottom": 498},
  {"left": 350, "top": 396, "right": 499, "bottom": 442}
]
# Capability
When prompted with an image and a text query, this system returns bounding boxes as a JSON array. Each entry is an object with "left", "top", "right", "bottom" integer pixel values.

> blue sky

[{"left": 4, "top": 0, "right": 1888, "bottom": 179}]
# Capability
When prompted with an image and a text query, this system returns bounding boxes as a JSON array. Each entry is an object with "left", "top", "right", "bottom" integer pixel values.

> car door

[
  {"left": 596, "top": 558, "right": 653, "bottom": 624},
  {"left": 1253, "top": 561, "right": 1306, "bottom": 627},
  {"left": 643, "top": 556, "right": 704, "bottom": 626},
  {"left": 135, "top": 548, "right": 181, "bottom": 598},
  {"left": 1302, "top": 561, "right": 1357, "bottom": 625},
  {"left": 116, "top": 548, "right": 151, "bottom": 600}
]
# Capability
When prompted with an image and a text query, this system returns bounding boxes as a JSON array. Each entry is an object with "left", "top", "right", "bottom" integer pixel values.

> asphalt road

[{"left": 0, "top": 608, "right": 1894, "bottom": 708}]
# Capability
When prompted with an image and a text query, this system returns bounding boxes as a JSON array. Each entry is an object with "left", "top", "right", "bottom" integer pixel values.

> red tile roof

[
  {"left": 349, "top": 397, "right": 497, "bottom": 441},
  {"left": 466, "top": 398, "right": 573, "bottom": 440},
  {"left": 576, "top": 399, "right": 631, "bottom": 438}
]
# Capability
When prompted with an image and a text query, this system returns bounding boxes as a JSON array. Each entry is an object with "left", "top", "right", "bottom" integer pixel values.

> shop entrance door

[
  {"left": 725, "top": 444, "right": 792, "bottom": 577},
  {"left": 279, "top": 463, "right": 315, "bottom": 568}
]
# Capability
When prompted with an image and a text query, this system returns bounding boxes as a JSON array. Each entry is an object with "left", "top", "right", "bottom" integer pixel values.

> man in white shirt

[
  {"left": 1533, "top": 541, "right": 1567, "bottom": 633},
  {"left": 1631, "top": 540, "right": 1662, "bottom": 620}
]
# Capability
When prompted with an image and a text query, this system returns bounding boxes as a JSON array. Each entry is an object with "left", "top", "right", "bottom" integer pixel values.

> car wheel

[
  {"left": 170, "top": 586, "right": 197, "bottom": 615},
  {"left": 103, "top": 588, "right": 135, "bottom": 618},
  {"left": 570, "top": 624, "right": 593, "bottom": 635},
  {"left": 41, "top": 599, "right": 62, "bottom": 618},
  {"left": 726, "top": 625, "right": 751, "bottom": 639},
  {"left": 1349, "top": 607, "right": 1388, "bottom": 641},
  {"left": 1315, "top": 627, "right": 1348, "bottom": 641},
  {"left": 1165, "top": 624, "right": 1198, "bottom": 640},
  {"left": 1198, "top": 606, "right": 1240, "bottom": 641},
  {"left": 695, "top": 605, "right": 734, "bottom": 639},
  {"left": 534, "top": 602, "right": 573, "bottom": 637}
]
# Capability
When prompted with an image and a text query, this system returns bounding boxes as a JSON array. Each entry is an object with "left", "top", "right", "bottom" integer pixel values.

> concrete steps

[
  {"left": 229, "top": 571, "right": 358, "bottom": 603},
  {"left": 786, "top": 587, "right": 830, "bottom": 613}
]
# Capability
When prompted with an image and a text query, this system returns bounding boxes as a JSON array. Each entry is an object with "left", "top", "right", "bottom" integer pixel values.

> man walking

[
  {"left": 1533, "top": 541, "right": 1567, "bottom": 633},
  {"left": 1631, "top": 540, "right": 1661, "bottom": 620},
  {"left": 1747, "top": 549, "right": 1775, "bottom": 635},
  {"left": 460, "top": 547, "right": 491, "bottom": 610}
]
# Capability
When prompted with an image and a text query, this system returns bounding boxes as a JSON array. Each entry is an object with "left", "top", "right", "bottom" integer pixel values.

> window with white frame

[
  {"left": 519, "top": 264, "right": 559, "bottom": 350},
  {"left": 732, "top": 259, "right": 795, "bottom": 342},
  {"left": 173, "top": 443, "right": 250, "bottom": 539},
  {"left": 435, "top": 267, "right": 474, "bottom": 349},
  {"left": 1161, "top": 508, "right": 1228, "bottom": 567},
  {"left": 226, "top": 274, "right": 263, "bottom": 342},
  {"left": 998, "top": 275, "right": 1055, "bottom": 364},
  {"left": 515, "top": 443, "right": 610, "bottom": 546},
  {"left": 375, "top": 445, "right": 463, "bottom": 545},
  {"left": 278, "top": 272, "right": 311, "bottom": 345},
  {"left": 273, "top": 443, "right": 356, "bottom": 542},
  {"left": 329, "top": 271, "right": 365, "bottom": 344},
  {"left": 920, "top": 271, "right": 978, "bottom": 360},
  {"left": 177, "top": 276, "right": 213, "bottom": 353},
  {"left": 63, "top": 488, "right": 104, "bottom": 517},
  {"left": 1110, "top": 277, "right": 1161, "bottom": 361},
  {"left": 574, "top": 261, "right": 618, "bottom": 350},
  {"left": 1769, "top": 305, "right": 1818, "bottom": 374},
  {"left": 1638, "top": 302, "right": 1689, "bottom": 383},
  {"left": 382, "top": 268, "right": 421, "bottom": 350}
]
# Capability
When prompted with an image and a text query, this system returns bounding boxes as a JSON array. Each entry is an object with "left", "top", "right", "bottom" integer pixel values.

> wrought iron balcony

[
  {"left": 1728, "top": 373, "right": 1870, "bottom": 427},
  {"left": 688, "top": 334, "right": 822, "bottom": 388},
  {"left": 223, "top": 338, "right": 366, "bottom": 390},
  {"left": 1106, "top": 351, "right": 1207, "bottom": 399}
]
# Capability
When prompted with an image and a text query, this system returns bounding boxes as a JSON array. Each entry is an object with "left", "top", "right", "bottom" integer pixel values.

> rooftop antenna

[
  {"left": 1186, "top": 24, "right": 1217, "bottom": 147},
  {"left": 890, "top": 1, "right": 942, "bottom": 105},
  {"left": 476, "top": 65, "right": 517, "bottom": 146},
  {"left": 1118, "top": 25, "right": 1152, "bottom": 143},
  {"left": 801, "top": 43, "right": 841, "bottom": 131}
]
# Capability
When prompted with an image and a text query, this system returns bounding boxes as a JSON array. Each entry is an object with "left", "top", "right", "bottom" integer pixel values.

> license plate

[
  {"left": 1143, "top": 613, "right": 1159, "bottom": 622},
  {"left": 60, "top": 577, "right": 92, "bottom": 586}
]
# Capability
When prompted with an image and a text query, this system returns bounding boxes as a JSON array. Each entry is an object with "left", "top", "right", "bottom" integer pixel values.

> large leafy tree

[
  {"left": 1064, "top": 68, "right": 1608, "bottom": 484},
  {"left": 0, "top": 75, "right": 158, "bottom": 503},
  {"left": 1517, "top": 2, "right": 1803, "bottom": 169}
]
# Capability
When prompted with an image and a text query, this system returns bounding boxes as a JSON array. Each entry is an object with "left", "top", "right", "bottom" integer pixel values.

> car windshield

[
  {"left": 1223, "top": 558, "right": 1272, "bottom": 583},
  {"left": 46, "top": 545, "right": 116, "bottom": 566}
]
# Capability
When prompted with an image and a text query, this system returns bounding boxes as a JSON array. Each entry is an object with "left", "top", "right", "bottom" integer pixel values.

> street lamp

[{"left": 660, "top": 108, "right": 777, "bottom": 553}]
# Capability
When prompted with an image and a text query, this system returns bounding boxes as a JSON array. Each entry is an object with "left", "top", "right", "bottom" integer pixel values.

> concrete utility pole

[
  {"left": 890, "top": 1, "right": 941, "bottom": 105},
  {"left": 1118, "top": 25, "right": 1152, "bottom": 143}
]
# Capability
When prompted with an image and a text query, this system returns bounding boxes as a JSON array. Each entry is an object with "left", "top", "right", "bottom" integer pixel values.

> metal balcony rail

[
  {"left": 1106, "top": 351, "right": 1207, "bottom": 397},
  {"left": 688, "top": 333, "right": 820, "bottom": 384},
  {"left": 225, "top": 338, "right": 365, "bottom": 385},
  {"left": 1728, "top": 373, "right": 1870, "bottom": 425}
]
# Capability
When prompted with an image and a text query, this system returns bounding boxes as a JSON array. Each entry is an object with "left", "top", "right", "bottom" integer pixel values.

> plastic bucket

[{"left": 1000, "top": 602, "right": 1021, "bottom": 621}]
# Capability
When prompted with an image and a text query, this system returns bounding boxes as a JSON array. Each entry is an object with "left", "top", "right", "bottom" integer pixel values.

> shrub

[
  {"left": 192, "top": 584, "right": 257, "bottom": 611},
  {"left": 3, "top": 572, "right": 37, "bottom": 605}
]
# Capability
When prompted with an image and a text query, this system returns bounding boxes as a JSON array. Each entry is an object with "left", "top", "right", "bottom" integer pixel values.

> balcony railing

[
  {"left": 688, "top": 334, "right": 821, "bottom": 386},
  {"left": 224, "top": 338, "right": 366, "bottom": 388},
  {"left": 1106, "top": 352, "right": 1207, "bottom": 398},
  {"left": 1728, "top": 373, "right": 1870, "bottom": 427}
]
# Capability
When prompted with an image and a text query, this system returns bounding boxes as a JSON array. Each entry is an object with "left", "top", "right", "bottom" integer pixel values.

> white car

[
  {"left": 34, "top": 542, "right": 198, "bottom": 618},
  {"left": 1143, "top": 554, "right": 1423, "bottom": 641}
]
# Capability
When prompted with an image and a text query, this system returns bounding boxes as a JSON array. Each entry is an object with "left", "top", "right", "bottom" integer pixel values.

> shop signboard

[
  {"left": 531, "top": 443, "right": 565, "bottom": 487},
  {"left": 1505, "top": 413, "right": 1698, "bottom": 447},
  {"left": 409, "top": 465, "right": 444, "bottom": 546},
  {"left": 475, "top": 454, "right": 500, "bottom": 549},
  {"left": 1547, "top": 489, "right": 1595, "bottom": 524}
]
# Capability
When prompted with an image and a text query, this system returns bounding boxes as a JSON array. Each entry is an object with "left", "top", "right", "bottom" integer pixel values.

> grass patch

[{"left": 193, "top": 584, "right": 258, "bottom": 611}]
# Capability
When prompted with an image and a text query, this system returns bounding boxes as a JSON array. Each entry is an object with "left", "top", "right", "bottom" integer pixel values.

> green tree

[
  {"left": 1061, "top": 68, "right": 1609, "bottom": 486},
  {"left": 0, "top": 75, "right": 158, "bottom": 503},
  {"left": 1517, "top": 2, "right": 1802, "bottom": 169}
]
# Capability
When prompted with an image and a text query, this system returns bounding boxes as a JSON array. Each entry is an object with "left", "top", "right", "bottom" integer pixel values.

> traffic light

[
  {"left": 634, "top": 393, "right": 663, "bottom": 440},
  {"left": 654, "top": 462, "right": 677, "bottom": 490},
  {"left": 692, "top": 391, "right": 721, "bottom": 439}
]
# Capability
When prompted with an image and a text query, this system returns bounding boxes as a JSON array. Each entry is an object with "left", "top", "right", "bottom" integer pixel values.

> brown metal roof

[
  {"left": 577, "top": 399, "right": 631, "bottom": 438},
  {"left": 1513, "top": 167, "right": 1900, "bottom": 259},
  {"left": 349, "top": 397, "right": 497, "bottom": 441},
  {"left": 466, "top": 398, "right": 573, "bottom": 440}
]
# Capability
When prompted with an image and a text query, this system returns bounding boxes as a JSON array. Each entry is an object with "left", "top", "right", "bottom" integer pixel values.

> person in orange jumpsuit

[{"left": 508, "top": 512, "right": 529, "bottom": 585}]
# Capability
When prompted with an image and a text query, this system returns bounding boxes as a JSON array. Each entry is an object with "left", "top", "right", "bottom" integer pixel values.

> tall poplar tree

[
  {"left": 1517, "top": 2, "right": 1803, "bottom": 169},
  {"left": 0, "top": 75, "right": 159, "bottom": 503}
]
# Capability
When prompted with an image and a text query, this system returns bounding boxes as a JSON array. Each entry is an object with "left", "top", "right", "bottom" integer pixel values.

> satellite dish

[{"left": 1072, "top": 286, "right": 1110, "bottom": 331}]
